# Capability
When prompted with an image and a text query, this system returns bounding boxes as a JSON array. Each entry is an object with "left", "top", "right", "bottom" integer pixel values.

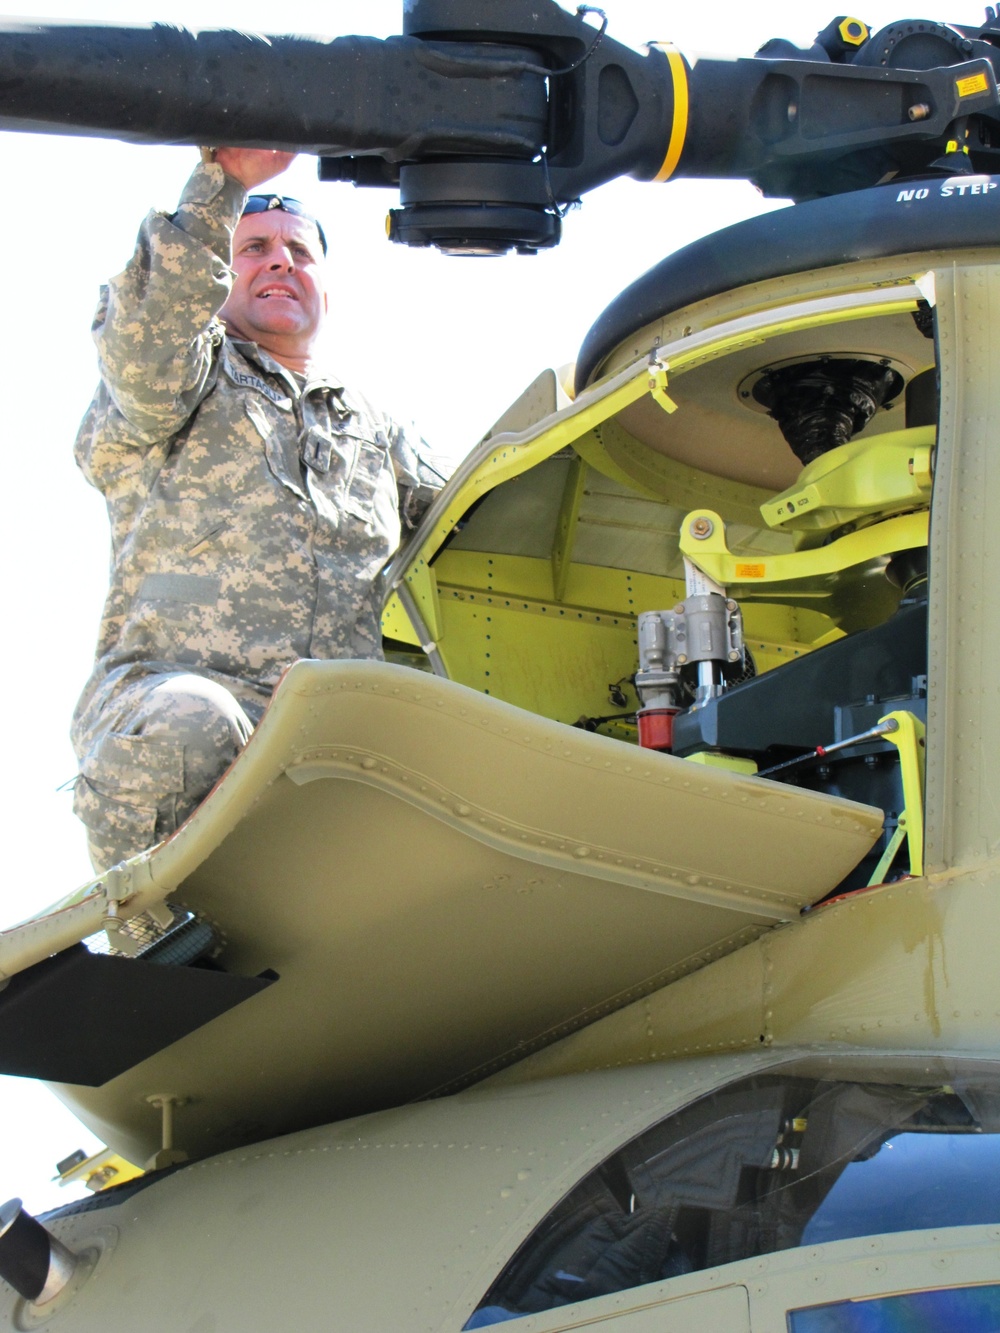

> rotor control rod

[
  {"left": 756, "top": 718, "right": 901, "bottom": 779},
  {"left": 0, "top": 1199, "right": 78, "bottom": 1305}
]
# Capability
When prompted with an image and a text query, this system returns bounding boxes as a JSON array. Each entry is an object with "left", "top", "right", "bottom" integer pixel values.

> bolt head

[
  {"left": 690, "top": 516, "right": 714, "bottom": 540},
  {"left": 839, "top": 16, "right": 869, "bottom": 44}
]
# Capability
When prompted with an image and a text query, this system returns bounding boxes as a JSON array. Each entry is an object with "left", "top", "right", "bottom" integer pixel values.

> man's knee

[
  {"left": 131, "top": 675, "right": 256, "bottom": 783},
  {"left": 74, "top": 672, "right": 260, "bottom": 870}
]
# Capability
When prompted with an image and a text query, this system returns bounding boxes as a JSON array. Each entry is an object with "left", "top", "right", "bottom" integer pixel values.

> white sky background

[{"left": 0, "top": 0, "right": 917, "bottom": 1212}]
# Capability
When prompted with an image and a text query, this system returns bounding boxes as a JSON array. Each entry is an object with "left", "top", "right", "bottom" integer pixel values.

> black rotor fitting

[{"left": 752, "top": 358, "right": 905, "bottom": 465}]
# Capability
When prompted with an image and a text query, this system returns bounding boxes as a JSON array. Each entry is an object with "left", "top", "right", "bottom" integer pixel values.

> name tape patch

[{"left": 223, "top": 363, "right": 292, "bottom": 408}]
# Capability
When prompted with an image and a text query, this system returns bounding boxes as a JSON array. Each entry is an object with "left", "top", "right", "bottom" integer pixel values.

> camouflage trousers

[{"left": 73, "top": 671, "right": 267, "bottom": 872}]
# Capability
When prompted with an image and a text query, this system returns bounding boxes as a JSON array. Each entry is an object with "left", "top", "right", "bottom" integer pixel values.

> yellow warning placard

[
  {"left": 735, "top": 563, "right": 767, "bottom": 580},
  {"left": 957, "top": 71, "right": 989, "bottom": 98}
]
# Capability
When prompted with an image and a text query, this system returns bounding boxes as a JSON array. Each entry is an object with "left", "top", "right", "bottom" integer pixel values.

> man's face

[{"left": 219, "top": 209, "right": 328, "bottom": 352}]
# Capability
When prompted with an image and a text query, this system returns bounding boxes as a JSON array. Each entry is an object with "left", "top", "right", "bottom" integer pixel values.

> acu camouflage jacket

[{"left": 72, "top": 162, "right": 441, "bottom": 742}]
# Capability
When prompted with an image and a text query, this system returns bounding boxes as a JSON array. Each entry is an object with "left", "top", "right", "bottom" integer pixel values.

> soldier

[{"left": 72, "top": 148, "right": 444, "bottom": 871}]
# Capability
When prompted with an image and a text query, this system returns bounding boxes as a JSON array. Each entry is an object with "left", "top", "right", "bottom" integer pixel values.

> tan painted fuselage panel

[{"left": 50, "top": 661, "right": 881, "bottom": 1166}]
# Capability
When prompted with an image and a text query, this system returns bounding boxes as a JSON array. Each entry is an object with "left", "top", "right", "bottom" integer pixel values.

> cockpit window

[{"left": 466, "top": 1068, "right": 1000, "bottom": 1328}]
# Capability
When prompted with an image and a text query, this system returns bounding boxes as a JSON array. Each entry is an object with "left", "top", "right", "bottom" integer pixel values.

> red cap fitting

[{"left": 637, "top": 707, "right": 680, "bottom": 751}]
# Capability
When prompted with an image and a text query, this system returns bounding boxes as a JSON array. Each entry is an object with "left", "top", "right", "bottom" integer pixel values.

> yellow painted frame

[{"left": 384, "top": 283, "right": 926, "bottom": 710}]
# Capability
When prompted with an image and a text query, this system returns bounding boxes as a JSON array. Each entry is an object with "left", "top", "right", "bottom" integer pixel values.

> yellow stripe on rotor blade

[{"left": 650, "top": 43, "right": 689, "bottom": 183}]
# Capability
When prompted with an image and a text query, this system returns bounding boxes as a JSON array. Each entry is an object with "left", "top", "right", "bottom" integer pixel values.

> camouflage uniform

[{"left": 72, "top": 162, "right": 441, "bottom": 870}]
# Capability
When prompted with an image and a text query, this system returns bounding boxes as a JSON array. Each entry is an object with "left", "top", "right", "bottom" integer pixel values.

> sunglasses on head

[{"left": 242, "top": 195, "right": 328, "bottom": 255}]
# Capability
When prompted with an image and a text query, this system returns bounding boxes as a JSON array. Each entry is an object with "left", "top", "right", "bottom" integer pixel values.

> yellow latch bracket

[
  {"left": 870, "top": 708, "right": 926, "bottom": 881},
  {"left": 648, "top": 362, "right": 678, "bottom": 416}
]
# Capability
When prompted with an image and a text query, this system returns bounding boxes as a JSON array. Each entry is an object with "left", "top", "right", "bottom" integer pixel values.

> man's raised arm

[{"left": 92, "top": 149, "right": 294, "bottom": 444}]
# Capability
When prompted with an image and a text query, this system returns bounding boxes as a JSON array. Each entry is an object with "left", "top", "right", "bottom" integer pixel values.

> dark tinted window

[{"left": 467, "top": 1068, "right": 1000, "bottom": 1328}]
